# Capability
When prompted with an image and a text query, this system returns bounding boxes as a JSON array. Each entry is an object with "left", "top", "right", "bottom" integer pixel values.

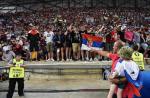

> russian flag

[
  {"left": 124, "top": 71, "right": 142, "bottom": 97},
  {"left": 81, "top": 34, "right": 104, "bottom": 51},
  {"left": 125, "top": 71, "right": 150, "bottom": 98}
]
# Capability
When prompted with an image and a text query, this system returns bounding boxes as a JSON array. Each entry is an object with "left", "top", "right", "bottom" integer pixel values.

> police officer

[
  {"left": 7, "top": 53, "right": 25, "bottom": 98},
  {"left": 132, "top": 44, "right": 145, "bottom": 71}
]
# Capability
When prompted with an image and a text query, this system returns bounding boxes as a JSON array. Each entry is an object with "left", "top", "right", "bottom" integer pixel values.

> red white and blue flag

[
  {"left": 119, "top": 59, "right": 150, "bottom": 98},
  {"left": 81, "top": 34, "right": 104, "bottom": 50},
  {"left": 125, "top": 71, "right": 150, "bottom": 98}
]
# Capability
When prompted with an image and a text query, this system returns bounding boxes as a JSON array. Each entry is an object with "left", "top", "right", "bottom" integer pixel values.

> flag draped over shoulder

[
  {"left": 81, "top": 34, "right": 104, "bottom": 50},
  {"left": 125, "top": 71, "right": 150, "bottom": 98},
  {"left": 124, "top": 71, "right": 142, "bottom": 97}
]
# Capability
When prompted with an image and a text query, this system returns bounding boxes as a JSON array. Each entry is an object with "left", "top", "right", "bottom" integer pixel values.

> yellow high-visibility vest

[
  {"left": 9, "top": 59, "right": 25, "bottom": 78},
  {"left": 132, "top": 51, "right": 145, "bottom": 70}
]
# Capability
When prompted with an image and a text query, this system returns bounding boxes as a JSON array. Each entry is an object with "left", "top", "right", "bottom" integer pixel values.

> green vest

[
  {"left": 132, "top": 51, "right": 145, "bottom": 70},
  {"left": 13, "top": 59, "right": 24, "bottom": 67},
  {"left": 9, "top": 59, "right": 25, "bottom": 78}
]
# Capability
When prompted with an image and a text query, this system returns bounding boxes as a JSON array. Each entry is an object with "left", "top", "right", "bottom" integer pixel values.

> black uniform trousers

[{"left": 7, "top": 78, "right": 24, "bottom": 98}]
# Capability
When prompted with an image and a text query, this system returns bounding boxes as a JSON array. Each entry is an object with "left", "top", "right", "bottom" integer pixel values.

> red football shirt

[{"left": 109, "top": 53, "right": 119, "bottom": 72}]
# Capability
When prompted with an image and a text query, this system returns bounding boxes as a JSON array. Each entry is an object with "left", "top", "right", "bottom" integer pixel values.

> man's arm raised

[{"left": 91, "top": 48, "right": 110, "bottom": 58}]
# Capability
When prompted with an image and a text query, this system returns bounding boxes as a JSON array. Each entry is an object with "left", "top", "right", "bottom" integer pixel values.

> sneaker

[
  {"left": 19, "top": 95, "right": 24, "bottom": 97},
  {"left": 46, "top": 59, "right": 50, "bottom": 61},
  {"left": 94, "top": 57, "right": 98, "bottom": 61},
  {"left": 19, "top": 93, "right": 24, "bottom": 97},
  {"left": 81, "top": 58, "right": 85, "bottom": 61},
  {"left": 86, "top": 57, "right": 89, "bottom": 61},
  {"left": 20, "top": 96, "right": 25, "bottom": 98},
  {"left": 61, "top": 59, "right": 65, "bottom": 62},
  {"left": 66, "top": 59, "right": 69, "bottom": 61},
  {"left": 90, "top": 58, "right": 93, "bottom": 62},
  {"left": 51, "top": 59, "right": 55, "bottom": 61}
]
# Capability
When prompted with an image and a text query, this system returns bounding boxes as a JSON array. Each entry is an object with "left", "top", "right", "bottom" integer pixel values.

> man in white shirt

[
  {"left": 44, "top": 28, "right": 54, "bottom": 61},
  {"left": 2, "top": 49, "right": 15, "bottom": 62}
]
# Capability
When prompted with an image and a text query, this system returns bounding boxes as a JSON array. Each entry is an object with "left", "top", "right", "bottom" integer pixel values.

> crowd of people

[
  {"left": 0, "top": 8, "right": 150, "bottom": 62},
  {"left": 0, "top": 7, "right": 150, "bottom": 98}
]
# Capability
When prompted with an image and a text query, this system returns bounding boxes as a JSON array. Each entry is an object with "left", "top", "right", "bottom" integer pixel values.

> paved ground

[
  {"left": 0, "top": 78, "right": 109, "bottom": 98},
  {"left": 0, "top": 61, "right": 111, "bottom": 98},
  {"left": 0, "top": 91, "right": 108, "bottom": 98},
  {"left": 0, "top": 61, "right": 149, "bottom": 98},
  {"left": 0, "top": 72, "right": 110, "bottom": 98},
  {"left": 0, "top": 74, "right": 109, "bottom": 91}
]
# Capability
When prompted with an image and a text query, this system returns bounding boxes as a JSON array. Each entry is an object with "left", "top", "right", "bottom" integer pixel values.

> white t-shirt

[
  {"left": 44, "top": 31, "right": 54, "bottom": 43},
  {"left": 3, "top": 45, "right": 11, "bottom": 52},
  {"left": 115, "top": 60, "right": 139, "bottom": 80},
  {"left": 115, "top": 61, "right": 125, "bottom": 77}
]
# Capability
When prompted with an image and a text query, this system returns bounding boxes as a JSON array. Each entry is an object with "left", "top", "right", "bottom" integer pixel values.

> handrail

[
  {"left": 0, "top": 61, "right": 112, "bottom": 70},
  {"left": 0, "top": 64, "right": 111, "bottom": 70}
]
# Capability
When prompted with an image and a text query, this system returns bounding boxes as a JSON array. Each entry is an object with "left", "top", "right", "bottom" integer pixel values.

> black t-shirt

[
  {"left": 79, "top": 30, "right": 87, "bottom": 43},
  {"left": 53, "top": 34, "right": 65, "bottom": 46},
  {"left": 79, "top": 30, "right": 87, "bottom": 34},
  {"left": 71, "top": 32, "right": 81, "bottom": 43},
  {"left": 27, "top": 33, "right": 40, "bottom": 44},
  {"left": 65, "top": 31, "right": 72, "bottom": 43},
  {"left": 117, "top": 31, "right": 126, "bottom": 42}
]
